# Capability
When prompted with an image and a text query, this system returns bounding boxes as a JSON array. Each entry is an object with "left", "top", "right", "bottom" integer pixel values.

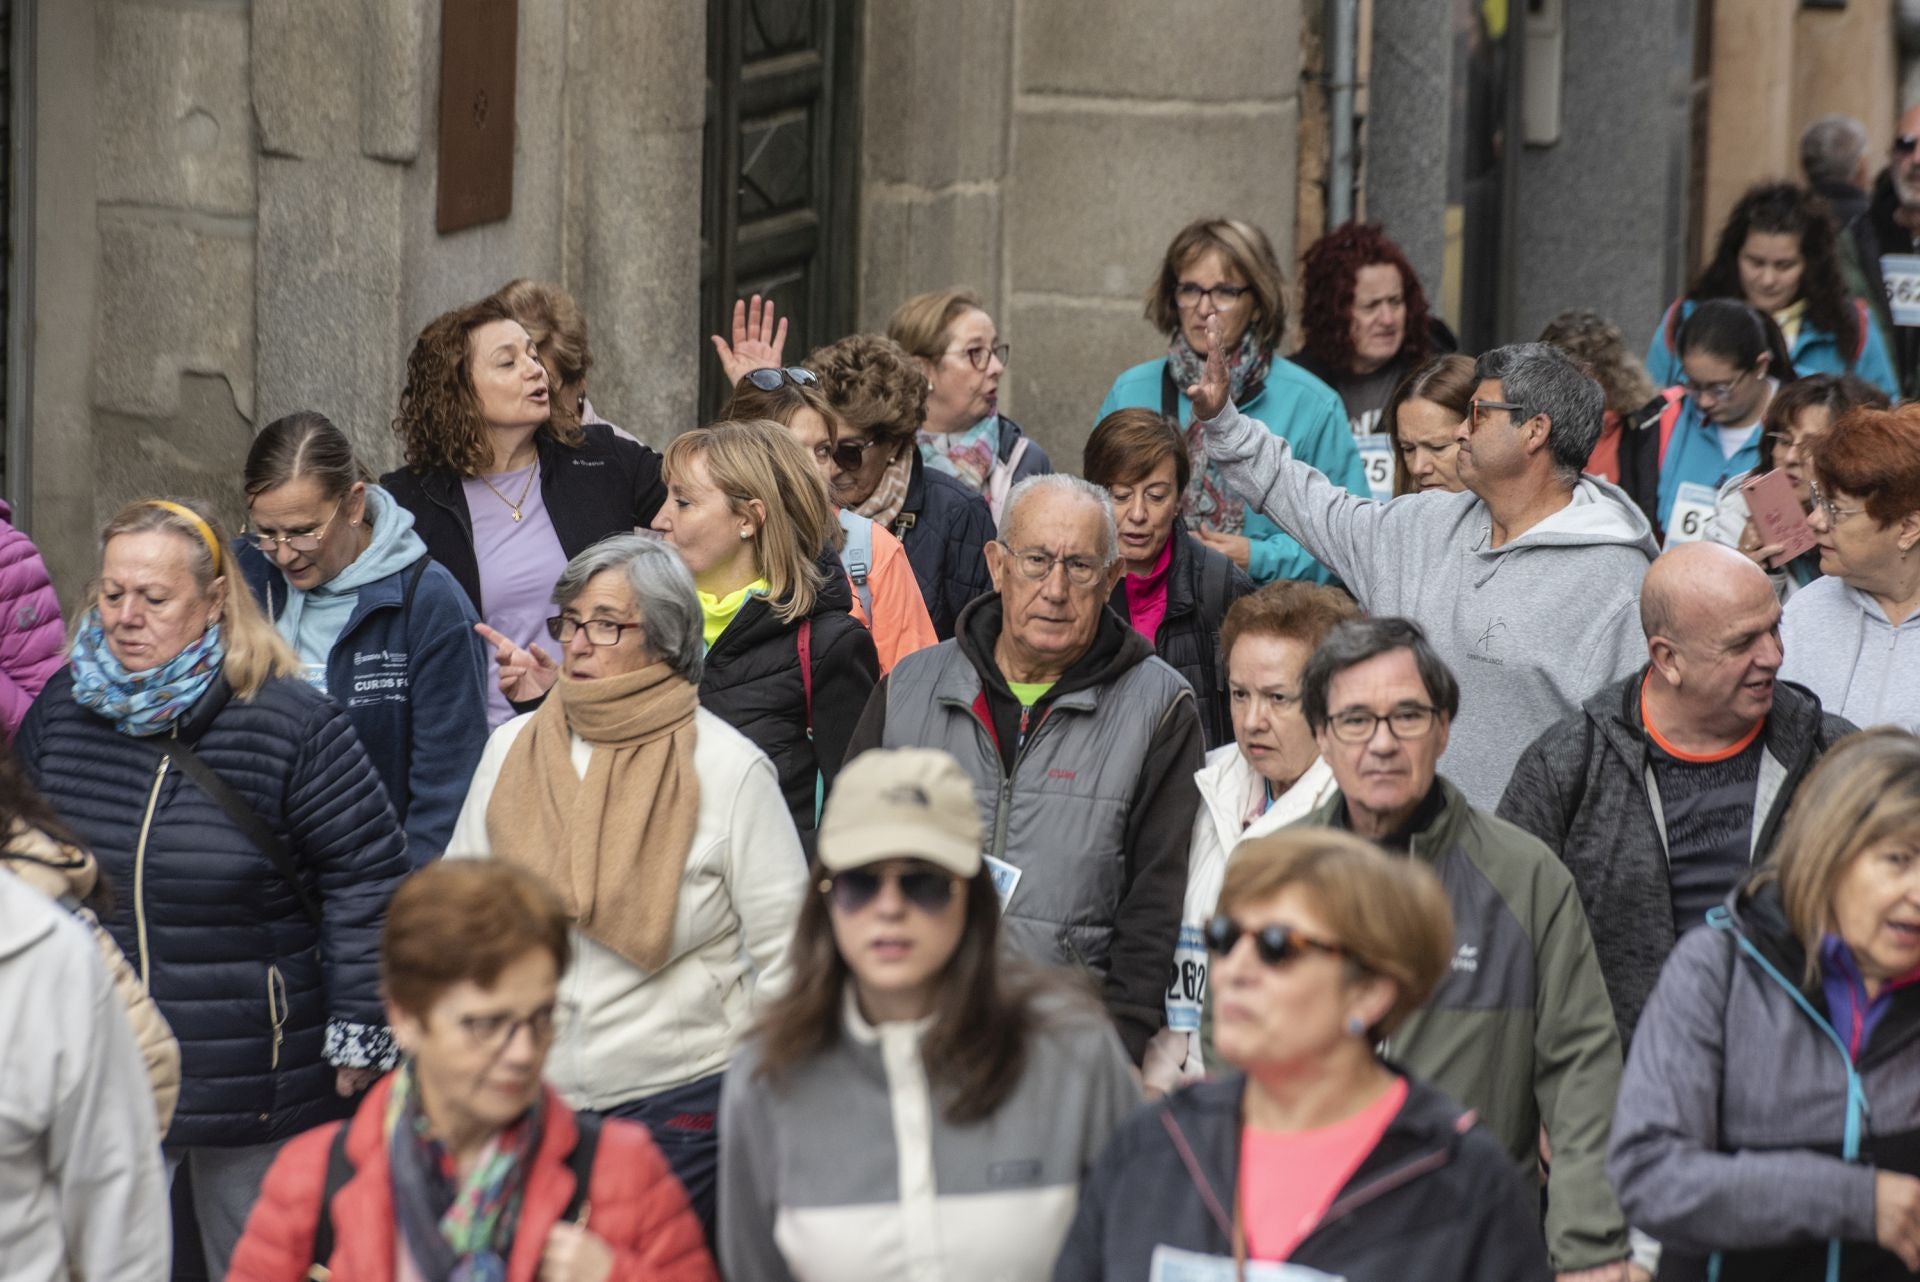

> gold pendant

[{"left": 511, "top": 510, "right": 522, "bottom": 522}]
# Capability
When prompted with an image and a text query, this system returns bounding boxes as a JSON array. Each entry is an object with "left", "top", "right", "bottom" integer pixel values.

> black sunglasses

[
  {"left": 1896, "top": 135, "right": 1919, "bottom": 156},
  {"left": 827, "top": 436, "right": 885, "bottom": 473},
  {"left": 744, "top": 366, "right": 818, "bottom": 392},
  {"left": 1204, "top": 914, "right": 1349, "bottom": 967},
  {"left": 820, "top": 866, "right": 956, "bottom": 914}
]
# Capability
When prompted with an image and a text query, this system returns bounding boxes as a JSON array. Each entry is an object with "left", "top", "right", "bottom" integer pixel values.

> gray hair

[
  {"left": 550, "top": 534, "right": 705, "bottom": 683},
  {"left": 1472, "top": 342, "right": 1604, "bottom": 485},
  {"left": 999, "top": 473, "right": 1120, "bottom": 565},
  {"left": 1301, "top": 617, "right": 1461, "bottom": 732},
  {"left": 1801, "top": 114, "right": 1868, "bottom": 190}
]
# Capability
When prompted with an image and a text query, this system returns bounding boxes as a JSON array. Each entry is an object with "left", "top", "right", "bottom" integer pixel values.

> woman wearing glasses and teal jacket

[
  {"left": 237, "top": 411, "right": 489, "bottom": 864},
  {"left": 1096, "top": 217, "right": 1369, "bottom": 586}
]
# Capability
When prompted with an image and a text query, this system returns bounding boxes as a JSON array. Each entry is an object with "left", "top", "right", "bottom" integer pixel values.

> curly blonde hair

[{"left": 393, "top": 295, "right": 581, "bottom": 477}]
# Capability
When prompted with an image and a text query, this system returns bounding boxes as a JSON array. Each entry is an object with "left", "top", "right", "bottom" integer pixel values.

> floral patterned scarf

[
  {"left": 918, "top": 414, "right": 999, "bottom": 495},
  {"left": 1166, "top": 332, "right": 1273, "bottom": 537}
]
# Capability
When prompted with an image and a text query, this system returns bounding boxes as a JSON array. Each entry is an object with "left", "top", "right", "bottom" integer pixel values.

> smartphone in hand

[{"left": 1740, "top": 470, "right": 1817, "bottom": 567}]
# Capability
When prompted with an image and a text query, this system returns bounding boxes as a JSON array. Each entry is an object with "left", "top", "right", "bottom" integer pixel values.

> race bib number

[
  {"left": 1149, "top": 1245, "right": 1346, "bottom": 1282},
  {"left": 1663, "top": 481, "right": 1718, "bottom": 548},
  {"left": 984, "top": 855, "right": 1021, "bottom": 910},
  {"left": 1165, "top": 924, "right": 1209, "bottom": 1032},
  {"left": 1356, "top": 432, "right": 1394, "bottom": 501},
  {"left": 1883, "top": 253, "right": 1920, "bottom": 326}
]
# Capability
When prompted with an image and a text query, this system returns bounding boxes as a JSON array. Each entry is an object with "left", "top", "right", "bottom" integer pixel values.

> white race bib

[
  {"left": 1149, "top": 1245, "right": 1346, "bottom": 1282},
  {"left": 1883, "top": 253, "right": 1920, "bottom": 326},
  {"left": 1356, "top": 433, "right": 1394, "bottom": 501},
  {"left": 1664, "top": 481, "right": 1718, "bottom": 549},
  {"left": 984, "top": 855, "right": 1022, "bottom": 910},
  {"left": 1165, "top": 923, "right": 1209, "bottom": 1032}
]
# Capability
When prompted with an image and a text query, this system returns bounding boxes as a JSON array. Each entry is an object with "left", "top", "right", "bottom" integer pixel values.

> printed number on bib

[
  {"left": 1664, "top": 481, "right": 1718, "bottom": 549},
  {"left": 1883, "top": 254, "right": 1920, "bottom": 326},
  {"left": 1165, "top": 925, "right": 1209, "bottom": 1032},
  {"left": 1356, "top": 433, "right": 1394, "bottom": 502}
]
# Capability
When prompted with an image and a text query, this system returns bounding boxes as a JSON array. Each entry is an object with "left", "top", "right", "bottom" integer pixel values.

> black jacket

[
  {"left": 701, "top": 550, "right": 879, "bottom": 836},
  {"left": 1053, "top": 1072, "right": 1552, "bottom": 1281},
  {"left": 379, "top": 424, "right": 666, "bottom": 615},
  {"left": 17, "top": 670, "right": 411, "bottom": 1148},
  {"left": 889, "top": 451, "right": 996, "bottom": 640},
  {"left": 1850, "top": 169, "right": 1920, "bottom": 400},
  {"left": 1106, "top": 523, "right": 1253, "bottom": 750},
  {"left": 1497, "top": 669, "right": 1855, "bottom": 1042}
]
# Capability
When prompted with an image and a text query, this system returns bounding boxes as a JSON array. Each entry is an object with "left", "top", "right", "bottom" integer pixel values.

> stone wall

[{"left": 856, "top": 0, "right": 1305, "bottom": 476}]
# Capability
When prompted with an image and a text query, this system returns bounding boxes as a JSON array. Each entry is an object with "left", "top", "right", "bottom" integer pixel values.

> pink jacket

[{"left": 0, "top": 502, "right": 62, "bottom": 739}]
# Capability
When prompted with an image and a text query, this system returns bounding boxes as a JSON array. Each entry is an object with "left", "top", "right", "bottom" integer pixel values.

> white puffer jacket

[{"left": 448, "top": 707, "right": 807, "bottom": 1109}]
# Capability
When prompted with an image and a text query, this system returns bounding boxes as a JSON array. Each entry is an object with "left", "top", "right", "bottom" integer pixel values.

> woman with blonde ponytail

[{"left": 14, "top": 497, "right": 412, "bottom": 1279}]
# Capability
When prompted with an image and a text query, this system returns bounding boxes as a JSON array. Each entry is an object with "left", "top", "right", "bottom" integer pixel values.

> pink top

[
  {"left": 1123, "top": 536, "right": 1175, "bottom": 643},
  {"left": 1239, "top": 1076, "right": 1408, "bottom": 1261}
]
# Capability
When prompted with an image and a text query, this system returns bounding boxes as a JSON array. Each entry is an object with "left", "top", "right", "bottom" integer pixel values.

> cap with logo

[{"left": 816, "top": 747, "right": 983, "bottom": 879}]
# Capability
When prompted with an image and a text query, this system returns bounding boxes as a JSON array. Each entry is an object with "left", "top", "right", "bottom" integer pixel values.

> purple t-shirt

[{"left": 463, "top": 463, "right": 569, "bottom": 728}]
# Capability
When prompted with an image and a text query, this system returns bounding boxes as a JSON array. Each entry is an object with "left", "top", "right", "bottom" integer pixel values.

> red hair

[
  {"left": 1297, "top": 223, "right": 1433, "bottom": 379},
  {"left": 1808, "top": 404, "right": 1920, "bottom": 527}
]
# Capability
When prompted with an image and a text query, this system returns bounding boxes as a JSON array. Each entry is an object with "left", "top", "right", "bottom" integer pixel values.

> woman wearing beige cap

[{"left": 717, "top": 747, "right": 1142, "bottom": 1282}]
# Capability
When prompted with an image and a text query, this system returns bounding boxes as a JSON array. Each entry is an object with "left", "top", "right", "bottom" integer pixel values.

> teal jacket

[
  {"left": 1645, "top": 297, "right": 1898, "bottom": 399},
  {"left": 1098, "top": 357, "right": 1367, "bottom": 584}
]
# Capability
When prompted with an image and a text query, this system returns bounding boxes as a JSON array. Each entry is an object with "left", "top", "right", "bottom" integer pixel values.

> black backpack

[{"left": 306, "top": 1111, "right": 602, "bottom": 1279}]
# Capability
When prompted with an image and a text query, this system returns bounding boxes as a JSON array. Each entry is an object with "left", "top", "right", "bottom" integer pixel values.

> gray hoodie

[
  {"left": 1202, "top": 401, "right": 1659, "bottom": 808},
  {"left": 1778, "top": 574, "right": 1920, "bottom": 733}
]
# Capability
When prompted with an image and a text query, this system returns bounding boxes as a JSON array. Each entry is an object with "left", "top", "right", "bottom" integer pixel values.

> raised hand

[
  {"left": 475, "top": 622, "right": 560, "bottom": 703},
  {"left": 710, "top": 293, "right": 790, "bottom": 387},
  {"left": 1185, "top": 313, "right": 1231, "bottom": 422}
]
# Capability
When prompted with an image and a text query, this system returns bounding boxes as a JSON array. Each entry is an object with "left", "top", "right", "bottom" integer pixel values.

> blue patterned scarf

[
  {"left": 918, "top": 414, "right": 1000, "bottom": 495},
  {"left": 69, "top": 612, "right": 224, "bottom": 737}
]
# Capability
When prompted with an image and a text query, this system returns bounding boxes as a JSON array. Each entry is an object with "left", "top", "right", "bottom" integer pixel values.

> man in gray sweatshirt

[{"left": 1190, "top": 330, "right": 1659, "bottom": 808}]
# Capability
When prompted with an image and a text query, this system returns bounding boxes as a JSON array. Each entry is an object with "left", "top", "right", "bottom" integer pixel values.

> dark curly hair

[
  {"left": 1297, "top": 223, "right": 1434, "bottom": 379},
  {"left": 1688, "top": 182, "right": 1858, "bottom": 363},
  {"left": 392, "top": 295, "right": 581, "bottom": 476},
  {"left": 802, "top": 333, "right": 929, "bottom": 444}
]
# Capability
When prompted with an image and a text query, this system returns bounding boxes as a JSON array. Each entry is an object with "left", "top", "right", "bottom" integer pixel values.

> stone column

[{"left": 1364, "top": 0, "right": 1451, "bottom": 298}]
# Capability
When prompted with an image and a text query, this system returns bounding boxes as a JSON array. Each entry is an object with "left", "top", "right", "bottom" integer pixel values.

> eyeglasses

[
  {"left": 744, "top": 366, "right": 818, "bottom": 392},
  {"left": 246, "top": 500, "right": 344, "bottom": 555},
  {"left": 546, "top": 615, "right": 646, "bottom": 647},
  {"left": 949, "top": 342, "right": 1010, "bottom": 372},
  {"left": 1204, "top": 914, "right": 1349, "bottom": 967},
  {"left": 1324, "top": 704, "right": 1441, "bottom": 744},
  {"left": 457, "top": 1005, "right": 557, "bottom": 1052},
  {"left": 1174, "top": 282, "right": 1252, "bottom": 311},
  {"left": 1681, "top": 367, "right": 1751, "bottom": 402},
  {"left": 1807, "top": 480, "right": 1868, "bottom": 525},
  {"left": 999, "top": 542, "right": 1111, "bottom": 588},
  {"left": 1895, "top": 135, "right": 1919, "bottom": 156},
  {"left": 819, "top": 866, "right": 957, "bottom": 914},
  {"left": 827, "top": 436, "right": 885, "bottom": 473},
  {"left": 1469, "top": 399, "right": 1523, "bottom": 430}
]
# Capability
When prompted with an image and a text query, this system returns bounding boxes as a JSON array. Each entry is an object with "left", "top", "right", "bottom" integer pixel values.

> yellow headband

[{"left": 142, "top": 500, "right": 223, "bottom": 577}]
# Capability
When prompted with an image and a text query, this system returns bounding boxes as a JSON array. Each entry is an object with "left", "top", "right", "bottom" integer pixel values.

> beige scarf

[
  {"left": 485, "top": 662, "right": 700, "bottom": 971},
  {"left": 858, "top": 442, "right": 915, "bottom": 531}
]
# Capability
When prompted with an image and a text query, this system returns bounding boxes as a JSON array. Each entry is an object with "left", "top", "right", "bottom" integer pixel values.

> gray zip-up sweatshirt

[
  {"left": 1200, "top": 400, "right": 1659, "bottom": 809},
  {"left": 1778, "top": 574, "right": 1920, "bottom": 734}
]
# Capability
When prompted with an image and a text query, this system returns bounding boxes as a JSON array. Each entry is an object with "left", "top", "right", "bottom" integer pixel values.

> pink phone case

[{"left": 1740, "top": 470, "right": 1817, "bottom": 567}]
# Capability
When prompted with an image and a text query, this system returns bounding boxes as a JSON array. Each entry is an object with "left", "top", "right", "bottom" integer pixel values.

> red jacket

[{"left": 230, "top": 1077, "right": 718, "bottom": 1282}]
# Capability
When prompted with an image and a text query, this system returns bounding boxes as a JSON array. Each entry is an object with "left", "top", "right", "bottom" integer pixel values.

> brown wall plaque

[{"left": 436, "top": 0, "right": 519, "bottom": 234}]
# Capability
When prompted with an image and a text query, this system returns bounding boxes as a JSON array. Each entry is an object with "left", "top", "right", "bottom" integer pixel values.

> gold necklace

[{"left": 479, "top": 457, "right": 539, "bottom": 521}]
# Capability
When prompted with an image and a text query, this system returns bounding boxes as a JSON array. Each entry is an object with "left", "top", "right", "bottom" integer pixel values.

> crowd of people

[{"left": 4, "top": 108, "right": 1920, "bottom": 1282}]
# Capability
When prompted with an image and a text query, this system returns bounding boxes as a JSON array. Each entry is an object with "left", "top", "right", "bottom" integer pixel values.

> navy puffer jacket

[
  {"left": 890, "top": 451, "right": 996, "bottom": 640},
  {"left": 16, "top": 668, "right": 410, "bottom": 1148}
]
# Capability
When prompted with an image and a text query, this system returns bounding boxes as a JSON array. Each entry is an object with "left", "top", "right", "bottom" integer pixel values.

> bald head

[{"left": 1641, "top": 541, "right": 1775, "bottom": 646}]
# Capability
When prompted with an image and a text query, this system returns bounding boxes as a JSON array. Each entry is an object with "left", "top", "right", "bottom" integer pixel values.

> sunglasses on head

[
  {"left": 820, "top": 866, "right": 956, "bottom": 914},
  {"left": 743, "top": 366, "right": 818, "bottom": 392},
  {"left": 1203, "top": 914, "right": 1349, "bottom": 968}
]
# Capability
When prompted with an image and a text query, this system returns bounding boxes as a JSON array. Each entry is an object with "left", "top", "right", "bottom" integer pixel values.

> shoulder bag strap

[
  {"left": 561, "top": 1112, "right": 603, "bottom": 1225},
  {"left": 306, "top": 1121, "right": 356, "bottom": 1279},
  {"left": 151, "top": 738, "right": 323, "bottom": 930}
]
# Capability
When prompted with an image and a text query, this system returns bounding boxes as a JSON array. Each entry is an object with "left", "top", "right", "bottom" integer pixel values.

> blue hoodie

[{"left": 236, "top": 486, "right": 489, "bottom": 863}]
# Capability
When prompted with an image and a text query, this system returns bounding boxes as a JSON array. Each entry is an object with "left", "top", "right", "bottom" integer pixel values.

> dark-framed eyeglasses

[
  {"left": 819, "top": 866, "right": 957, "bottom": 915},
  {"left": 246, "top": 499, "right": 345, "bottom": 556},
  {"left": 1204, "top": 914, "right": 1349, "bottom": 968},
  {"left": 999, "top": 541, "right": 1110, "bottom": 589},
  {"left": 1807, "top": 480, "right": 1868, "bottom": 525},
  {"left": 827, "top": 436, "right": 885, "bottom": 473},
  {"left": 743, "top": 366, "right": 818, "bottom": 392},
  {"left": 457, "top": 1004, "right": 557, "bottom": 1052},
  {"left": 1325, "top": 704, "right": 1441, "bottom": 744},
  {"left": 949, "top": 342, "right": 1010, "bottom": 372},
  {"left": 1895, "top": 134, "right": 1919, "bottom": 156},
  {"left": 1680, "top": 367, "right": 1751, "bottom": 402},
  {"left": 545, "top": 615, "right": 646, "bottom": 647},
  {"left": 1174, "top": 282, "right": 1252, "bottom": 311},
  {"left": 1469, "top": 399, "right": 1523, "bottom": 430}
]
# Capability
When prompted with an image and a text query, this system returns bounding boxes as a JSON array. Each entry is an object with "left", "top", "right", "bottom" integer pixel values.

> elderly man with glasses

[
  {"left": 1190, "top": 321, "right": 1659, "bottom": 809},
  {"left": 1281, "top": 615, "right": 1634, "bottom": 1282},
  {"left": 846, "top": 473, "right": 1205, "bottom": 1064}
]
